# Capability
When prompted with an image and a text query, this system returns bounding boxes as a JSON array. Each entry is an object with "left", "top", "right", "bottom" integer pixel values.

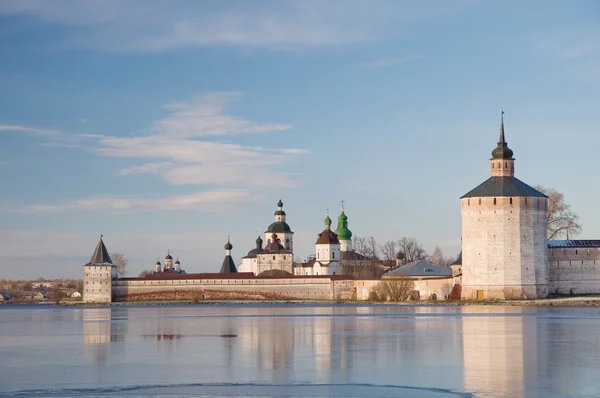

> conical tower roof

[{"left": 86, "top": 235, "right": 114, "bottom": 265}]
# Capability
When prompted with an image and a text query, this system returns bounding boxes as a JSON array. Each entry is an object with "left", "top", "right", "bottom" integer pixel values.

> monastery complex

[{"left": 82, "top": 114, "right": 600, "bottom": 303}]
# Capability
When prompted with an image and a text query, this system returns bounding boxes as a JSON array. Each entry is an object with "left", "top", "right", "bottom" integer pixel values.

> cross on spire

[{"left": 341, "top": 200, "right": 345, "bottom": 211}]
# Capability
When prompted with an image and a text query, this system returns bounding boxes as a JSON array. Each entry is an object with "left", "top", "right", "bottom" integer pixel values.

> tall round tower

[{"left": 460, "top": 113, "right": 549, "bottom": 300}]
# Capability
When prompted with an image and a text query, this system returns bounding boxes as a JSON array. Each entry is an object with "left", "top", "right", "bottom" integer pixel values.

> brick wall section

[
  {"left": 112, "top": 276, "right": 358, "bottom": 302},
  {"left": 461, "top": 196, "right": 549, "bottom": 300},
  {"left": 83, "top": 265, "right": 114, "bottom": 303},
  {"left": 549, "top": 247, "right": 600, "bottom": 294}
]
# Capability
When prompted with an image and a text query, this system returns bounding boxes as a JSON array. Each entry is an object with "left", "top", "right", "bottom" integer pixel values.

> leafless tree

[
  {"left": 534, "top": 185, "right": 582, "bottom": 240},
  {"left": 374, "top": 278, "right": 414, "bottom": 302},
  {"left": 50, "top": 286, "right": 66, "bottom": 305},
  {"left": 396, "top": 237, "right": 427, "bottom": 263},
  {"left": 110, "top": 253, "right": 127, "bottom": 277},
  {"left": 352, "top": 236, "right": 368, "bottom": 257},
  {"left": 430, "top": 246, "right": 445, "bottom": 267},
  {"left": 138, "top": 270, "right": 153, "bottom": 277},
  {"left": 379, "top": 240, "right": 397, "bottom": 263},
  {"left": 367, "top": 236, "right": 379, "bottom": 259}
]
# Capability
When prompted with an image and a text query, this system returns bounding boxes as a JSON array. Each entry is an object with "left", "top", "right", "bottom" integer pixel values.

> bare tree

[
  {"left": 110, "top": 253, "right": 127, "bottom": 277},
  {"left": 396, "top": 237, "right": 427, "bottom": 263},
  {"left": 379, "top": 240, "right": 397, "bottom": 263},
  {"left": 374, "top": 278, "right": 414, "bottom": 302},
  {"left": 50, "top": 286, "right": 66, "bottom": 305},
  {"left": 430, "top": 246, "right": 445, "bottom": 267},
  {"left": 138, "top": 270, "right": 153, "bottom": 277},
  {"left": 534, "top": 185, "right": 582, "bottom": 240},
  {"left": 367, "top": 236, "right": 379, "bottom": 259},
  {"left": 352, "top": 236, "right": 368, "bottom": 257}
]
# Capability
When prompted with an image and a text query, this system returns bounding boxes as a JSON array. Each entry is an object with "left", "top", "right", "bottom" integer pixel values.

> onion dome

[
  {"left": 491, "top": 111, "right": 514, "bottom": 159},
  {"left": 334, "top": 210, "right": 352, "bottom": 241},
  {"left": 156, "top": 259, "right": 162, "bottom": 266},
  {"left": 165, "top": 250, "right": 173, "bottom": 260},
  {"left": 224, "top": 240, "right": 233, "bottom": 250},
  {"left": 324, "top": 214, "right": 332, "bottom": 230},
  {"left": 277, "top": 199, "right": 283, "bottom": 207},
  {"left": 256, "top": 235, "right": 263, "bottom": 247},
  {"left": 175, "top": 257, "right": 180, "bottom": 265}
]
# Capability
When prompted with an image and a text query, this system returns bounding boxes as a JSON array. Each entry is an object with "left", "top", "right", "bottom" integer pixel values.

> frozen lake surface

[{"left": 1, "top": 304, "right": 599, "bottom": 397}]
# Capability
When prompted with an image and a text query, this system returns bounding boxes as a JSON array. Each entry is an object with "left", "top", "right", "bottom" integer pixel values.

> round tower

[
  {"left": 334, "top": 201, "right": 353, "bottom": 252},
  {"left": 460, "top": 112, "right": 549, "bottom": 300}
]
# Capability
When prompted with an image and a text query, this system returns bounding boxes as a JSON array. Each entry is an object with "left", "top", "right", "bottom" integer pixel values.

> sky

[{"left": 1, "top": 0, "right": 599, "bottom": 279}]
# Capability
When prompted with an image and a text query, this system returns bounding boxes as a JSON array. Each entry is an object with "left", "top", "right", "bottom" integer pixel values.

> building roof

[
  {"left": 121, "top": 272, "right": 354, "bottom": 281},
  {"left": 266, "top": 221, "right": 293, "bottom": 233},
  {"left": 451, "top": 251, "right": 462, "bottom": 265},
  {"left": 384, "top": 259, "right": 452, "bottom": 278},
  {"left": 0, "top": 291, "right": 11, "bottom": 300},
  {"left": 548, "top": 240, "right": 600, "bottom": 248},
  {"left": 316, "top": 229, "right": 340, "bottom": 245},
  {"left": 219, "top": 255, "right": 238, "bottom": 273},
  {"left": 491, "top": 112, "right": 514, "bottom": 160},
  {"left": 85, "top": 235, "right": 114, "bottom": 266},
  {"left": 461, "top": 177, "right": 547, "bottom": 198}
]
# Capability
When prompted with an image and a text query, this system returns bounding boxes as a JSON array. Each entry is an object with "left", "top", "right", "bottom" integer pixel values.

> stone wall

[
  {"left": 83, "top": 265, "right": 114, "bottom": 303},
  {"left": 112, "top": 276, "right": 358, "bottom": 302},
  {"left": 461, "top": 196, "right": 548, "bottom": 300},
  {"left": 549, "top": 247, "right": 600, "bottom": 294}
]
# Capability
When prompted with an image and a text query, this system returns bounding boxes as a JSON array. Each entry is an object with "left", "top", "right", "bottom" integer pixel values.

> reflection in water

[{"left": 2, "top": 305, "right": 600, "bottom": 397}]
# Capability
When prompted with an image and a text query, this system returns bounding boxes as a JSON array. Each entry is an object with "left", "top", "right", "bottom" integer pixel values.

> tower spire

[{"left": 499, "top": 110, "right": 506, "bottom": 145}]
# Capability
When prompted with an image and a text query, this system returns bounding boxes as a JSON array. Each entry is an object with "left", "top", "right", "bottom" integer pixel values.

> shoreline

[{"left": 4, "top": 295, "right": 600, "bottom": 307}]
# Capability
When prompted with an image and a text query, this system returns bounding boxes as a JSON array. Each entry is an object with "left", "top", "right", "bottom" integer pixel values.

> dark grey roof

[
  {"left": 0, "top": 291, "right": 11, "bottom": 300},
  {"left": 85, "top": 236, "right": 114, "bottom": 266},
  {"left": 219, "top": 255, "right": 238, "bottom": 273},
  {"left": 461, "top": 177, "right": 547, "bottom": 198},
  {"left": 266, "top": 222, "right": 293, "bottom": 233},
  {"left": 451, "top": 251, "right": 462, "bottom": 265},
  {"left": 384, "top": 260, "right": 452, "bottom": 277},
  {"left": 548, "top": 240, "right": 600, "bottom": 248},
  {"left": 274, "top": 210, "right": 286, "bottom": 216}
]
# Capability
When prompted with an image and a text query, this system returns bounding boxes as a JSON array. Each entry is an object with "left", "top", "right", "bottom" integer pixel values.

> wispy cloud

[
  {"left": 362, "top": 55, "right": 423, "bottom": 68},
  {"left": 4, "top": 189, "right": 261, "bottom": 214},
  {"left": 0, "top": 124, "right": 61, "bottom": 136},
  {"left": 5, "top": 92, "right": 307, "bottom": 213},
  {"left": 0, "top": 1, "right": 466, "bottom": 52}
]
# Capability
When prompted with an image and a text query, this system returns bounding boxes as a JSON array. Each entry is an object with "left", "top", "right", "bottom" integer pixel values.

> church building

[{"left": 460, "top": 113, "right": 549, "bottom": 300}]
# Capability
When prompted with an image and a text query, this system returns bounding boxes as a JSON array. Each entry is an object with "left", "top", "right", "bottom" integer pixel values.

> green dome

[
  {"left": 324, "top": 214, "right": 332, "bottom": 230},
  {"left": 334, "top": 211, "right": 352, "bottom": 241}
]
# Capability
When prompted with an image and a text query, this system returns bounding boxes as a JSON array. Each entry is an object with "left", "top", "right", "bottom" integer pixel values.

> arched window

[
  {"left": 273, "top": 256, "right": 275, "bottom": 260},
  {"left": 317, "top": 252, "right": 320, "bottom": 260}
]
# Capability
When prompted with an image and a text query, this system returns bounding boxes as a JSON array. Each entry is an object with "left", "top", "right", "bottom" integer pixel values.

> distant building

[
  {"left": 34, "top": 290, "right": 48, "bottom": 300},
  {"left": 0, "top": 291, "right": 11, "bottom": 302},
  {"left": 384, "top": 259, "right": 454, "bottom": 300},
  {"left": 295, "top": 214, "right": 341, "bottom": 276},
  {"left": 70, "top": 291, "right": 82, "bottom": 298},
  {"left": 82, "top": 235, "right": 117, "bottom": 303},
  {"left": 154, "top": 250, "right": 185, "bottom": 274}
]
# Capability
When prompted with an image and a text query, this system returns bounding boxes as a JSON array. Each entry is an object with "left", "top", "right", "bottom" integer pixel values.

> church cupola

[
  {"left": 490, "top": 112, "right": 515, "bottom": 177},
  {"left": 174, "top": 257, "right": 181, "bottom": 272},
  {"left": 334, "top": 201, "right": 353, "bottom": 252},
  {"left": 164, "top": 250, "right": 173, "bottom": 269},
  {"left": 255, "top": 235, "right": 263, "bottom": 250},
  {"left": 274, "top": 198, "right": 286, "bottom": 222},
  {"left": 220, "top": 238, "right": 237, "bottom": 273},
  {"left": 155, "top": 258, "right": 161, "bottom": 273},
  {"left": 265, "top": 198, "right": 294, "bottom": 252}
]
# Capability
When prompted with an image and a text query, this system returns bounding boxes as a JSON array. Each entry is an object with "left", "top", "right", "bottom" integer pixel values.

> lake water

[{"left": 1, "top": 304, "right": 599, "bottom": 398}]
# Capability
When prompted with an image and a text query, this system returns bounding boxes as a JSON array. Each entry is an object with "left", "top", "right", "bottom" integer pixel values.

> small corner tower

[
  {"left": 315, "top": 212, "right": 341, "bottom": 275},
  {"left": 334, "top": 200, "right": 353, "bottom": 252},
  {"left": 220, "top": 238, "right": 238, "bottom": 273},
  {"left": 265, "top": 199, "right": 294, "bottom": 252},
  {"left": 82, "top": 235, "right": 117, "bottom": 303},
  {"left": 460, "top": 113, "right": 549, "bottom": 300}
]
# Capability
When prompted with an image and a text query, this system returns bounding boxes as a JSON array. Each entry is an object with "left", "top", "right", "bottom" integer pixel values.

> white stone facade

[
  {"left": 83, "top": 265, "right": 115, "bottom": 303},
  {"left": 461, "top": 196, "right": 548, "bottom": 299},
  {"left": 549, "top": 245, "right": 600, "bottom": 294}
]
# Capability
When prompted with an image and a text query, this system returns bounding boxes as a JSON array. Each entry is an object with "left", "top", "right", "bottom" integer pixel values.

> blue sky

[{"left": 1, "top": 0, "right": 599, "bottom": 279}]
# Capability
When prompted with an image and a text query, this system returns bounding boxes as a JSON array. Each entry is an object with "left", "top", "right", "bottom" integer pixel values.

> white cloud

[
  {"left": 362, "top": 55, "right": 423, "bottom": 68},
  {"left": 0, "top": 1, "right": 466, "bottom": 52},
  {"left": 6, "top": 189, "right": 260, "bottom": 214},
  {"left": 0, "top": 124, "right": 60, "bottom": 136}
]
